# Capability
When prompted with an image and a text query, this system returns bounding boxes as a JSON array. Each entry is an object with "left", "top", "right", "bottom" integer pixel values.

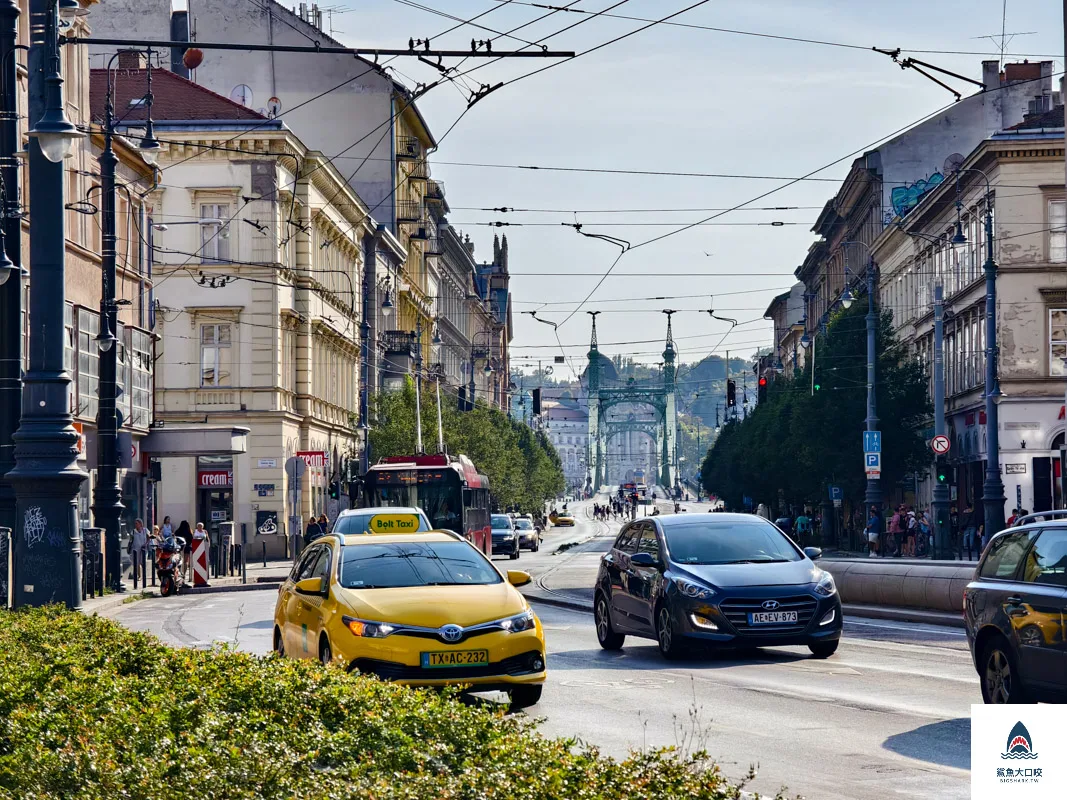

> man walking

[
  {"left": 129, "top": 518, "right": 148, "bottom": 587},
  {"left": 960, "top": 502, "right": 979, "bottom": 561},
  {"left": 865, "top": 505, "right": 881, "bottom": 557}
]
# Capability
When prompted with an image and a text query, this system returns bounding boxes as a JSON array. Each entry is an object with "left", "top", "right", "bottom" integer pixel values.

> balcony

[
  {"left": 423, "top": 235, "right": 442, "bottom": 256},
  {"left": 396, "top": 135, "right": 421, "bottom": 160},
  {"left": 425, "top": 179, "right": 445, "bottom": 203},
  {"left": 396, "top": 200, "right": 423, "bottom": 223},
  {"left": 382, "top": 330, "right": 417, "bottom": 357},
  {"left": 406, "top": 159, "right": 429, "bottom": 181},
  {"left": 408, "top": 223, "right": 432, "bottom": 241}
]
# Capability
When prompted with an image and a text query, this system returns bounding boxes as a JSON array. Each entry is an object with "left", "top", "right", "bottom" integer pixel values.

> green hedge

[{"left": 0, "top": 608, "right": 757, "bottom": 799}]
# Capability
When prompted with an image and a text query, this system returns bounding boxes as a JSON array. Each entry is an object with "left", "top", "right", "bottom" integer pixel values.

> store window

[
  {"left": 201, "top": 323, "right": 232, "bottom": 387},
  {"left": 77, "top": 307, "right": 100, "bottom": 419}
]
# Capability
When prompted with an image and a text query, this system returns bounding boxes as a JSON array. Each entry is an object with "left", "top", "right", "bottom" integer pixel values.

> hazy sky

[{"left": 321, "top": 0, "right": 1062, "bottom": 380}]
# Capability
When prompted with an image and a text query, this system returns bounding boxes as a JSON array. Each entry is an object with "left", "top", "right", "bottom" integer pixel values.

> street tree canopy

[
  {"left": 370, "top": 380, "right": 565, "bottom": 513},
  {"left": 700, "top": 301, "right": 931, "bottom": 513}
]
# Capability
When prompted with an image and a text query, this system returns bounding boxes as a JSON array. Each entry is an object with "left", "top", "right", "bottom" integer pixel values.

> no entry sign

[{"left": 930, "top": 435, "right": 951, "bottom": 455}]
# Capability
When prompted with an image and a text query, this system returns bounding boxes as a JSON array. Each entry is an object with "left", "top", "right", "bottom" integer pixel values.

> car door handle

[{"left": 1006, "top": 596, "right": 1023, "bottom": 604}]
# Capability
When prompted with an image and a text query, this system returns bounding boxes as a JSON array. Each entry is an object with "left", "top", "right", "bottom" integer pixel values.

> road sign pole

[{"left": 931, "top": 283, "right": 951, "bottom": 559}]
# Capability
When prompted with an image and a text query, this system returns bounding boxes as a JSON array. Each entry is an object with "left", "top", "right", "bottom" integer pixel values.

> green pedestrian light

[{"left": 813, "top": 383, "right": 821, "bottom": 391}]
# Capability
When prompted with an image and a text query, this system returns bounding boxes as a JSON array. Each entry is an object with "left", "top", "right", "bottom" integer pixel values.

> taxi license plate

[
  {"left": 748, "top": 611, "right": 798, "bottom": 625},
  {"left": 421, "top": 649, "right": 490, "bottom": 668}
]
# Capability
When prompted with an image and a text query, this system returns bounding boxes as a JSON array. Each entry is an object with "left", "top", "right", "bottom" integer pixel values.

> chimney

[
  {"left": 170, "top": 10, "right": 190, "bottom": 79},
  {"left": 1004, "top": 60, "right": 1042, "bottom": 84},
  {"left": 982, "top": 60, "right": 1000, "bottom": 91},
  {"left": 117, "top": 50, "right": 145, "bottom": 70}
]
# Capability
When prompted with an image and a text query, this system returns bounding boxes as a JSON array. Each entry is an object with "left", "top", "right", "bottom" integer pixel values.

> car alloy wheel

[
  {"left": 274, "top": 627, "right": 285, "bottom": 657},
  {"left": 982, "top": 640, "right": 1026, "bottom": 704},
  {"left": 320, "top": 638, "right": 333, "bottom": 668},
  {"left": 656, "top": 605, "right": 683, "bottom": 659},
  {"left": 595, "top": 593, "right": 624, "bottom": 650}
]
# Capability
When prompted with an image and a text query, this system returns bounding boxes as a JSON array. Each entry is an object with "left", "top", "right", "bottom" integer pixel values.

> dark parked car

[
  {"left": 964, "top": 519, "right": 1067, "bottom": 703},
  {"left": 491, "top": 514, "right": 520, "bottom": 560},
  {"left": 593, "top": 513, "right": 842, "bottom": 659}
]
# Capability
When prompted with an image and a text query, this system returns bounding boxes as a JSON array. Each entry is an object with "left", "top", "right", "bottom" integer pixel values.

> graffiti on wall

[{"left": 890, "top": 172, "right": 945, "bottom": 217}]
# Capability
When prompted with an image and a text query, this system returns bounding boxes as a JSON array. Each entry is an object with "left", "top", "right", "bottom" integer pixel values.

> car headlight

[
  {"left": 343, "top": 615, "right": 395, "bottom": 638},
  {"left": 814, "top": 570, "right": 837, "bottom": 597},
  {"left": 500, "top": 609, "right": 536, "bottom": 633},
  {"left": 674, "top": 577, "right": 716, "bottom": 601}
]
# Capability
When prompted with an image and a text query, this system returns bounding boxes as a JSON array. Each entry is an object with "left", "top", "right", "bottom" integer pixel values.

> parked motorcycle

[{"left": 156, "top": 536, "right": 186, "bottom": 597}]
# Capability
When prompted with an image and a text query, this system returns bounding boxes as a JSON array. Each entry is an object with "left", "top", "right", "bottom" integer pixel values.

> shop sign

[
  {"left": 199, "top": 469, "right": 233, "bottom": 488},
  {"left": 297, "top": 450, "right": 328, "bottom": 469},
  {"left": 1005, "top": 463, "right": 1027, "bottom": 474},
  {"left": 210, "top": 510, "right": 227, "bottom": 521}
]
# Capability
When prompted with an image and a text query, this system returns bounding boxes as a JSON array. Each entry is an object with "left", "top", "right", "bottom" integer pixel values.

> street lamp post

[
  {"left": 843, "top": 242, "right": 881, "bottom": 519},
  {"left": 94, "top": 50, "right": 160, "bottom": 593},
  {"left": 0, "top": 0, "right": 24, "bottom": 537},
  {"left": 8, "top": 0, "right": 87, "bottom": 609}
]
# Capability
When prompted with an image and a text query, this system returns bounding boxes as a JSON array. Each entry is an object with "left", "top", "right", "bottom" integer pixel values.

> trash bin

[{"left": 219, "top": 522, "right": 234, "bottom": 577}]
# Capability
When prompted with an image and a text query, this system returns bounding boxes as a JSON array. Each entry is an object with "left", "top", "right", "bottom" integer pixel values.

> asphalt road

[{"left": 106, "top": 500, "right": 976, "bottom": 800}]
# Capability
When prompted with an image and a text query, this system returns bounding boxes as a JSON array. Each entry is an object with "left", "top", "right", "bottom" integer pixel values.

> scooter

[{"left": 156, "top": 536, "right": 186, "bottom": 597}]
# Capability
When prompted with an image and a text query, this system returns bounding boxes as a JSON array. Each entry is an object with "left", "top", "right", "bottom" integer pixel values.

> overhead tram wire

[
  {"left": 555, "top": 68, "right": 1065, "bottom": 325},
  {"left": 489, "top": 0, "right": 1063, "bottom": 58}
]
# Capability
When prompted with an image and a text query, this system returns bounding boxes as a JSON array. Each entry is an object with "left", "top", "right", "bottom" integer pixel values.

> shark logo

[{"left": 1001, "top": 721, "right": 1038, "bottom": 760}]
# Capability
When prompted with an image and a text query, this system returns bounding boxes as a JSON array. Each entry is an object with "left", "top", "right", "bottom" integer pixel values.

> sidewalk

[{"left": 81, "top": 559, "right": 293, "bottom": 616}]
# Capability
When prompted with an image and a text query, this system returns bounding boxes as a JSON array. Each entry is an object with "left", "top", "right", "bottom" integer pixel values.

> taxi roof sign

[{"left": 366, "top": 513, "right": 423, "bottom": 534}]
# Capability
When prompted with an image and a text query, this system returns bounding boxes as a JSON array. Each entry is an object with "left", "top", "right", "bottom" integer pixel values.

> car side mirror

[
  {"left": 803, "top": 546, "right": 822, "bottom": 561},
  {"left": 630, "top": 552, "right": 657, "bottom": 567},
  {"left": 507, "top": 569, "right": 532, "bottom": 587},
  {"left": 295, "top": 577, "right": 327, "bottom": 596}
]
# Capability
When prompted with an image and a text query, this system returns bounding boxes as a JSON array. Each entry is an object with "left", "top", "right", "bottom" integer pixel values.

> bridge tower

[
  {"left": 586, "top": 312, "right": 602, "bottom": 493},
  {"left": 661, "top": 311, "right": 678, "bottom": 491}
]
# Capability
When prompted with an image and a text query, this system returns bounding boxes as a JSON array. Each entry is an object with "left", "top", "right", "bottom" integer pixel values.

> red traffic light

[{"left": 758, "top": 377, "right": 767, "bottom": 387}]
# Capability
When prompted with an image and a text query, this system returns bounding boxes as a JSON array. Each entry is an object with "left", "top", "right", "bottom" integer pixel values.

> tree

[
  {"left": 369, "top": 379, "right": 564, "bottom": 512},
  {"left": 700, "top": 301, "right": 931, "bottom": 513}
]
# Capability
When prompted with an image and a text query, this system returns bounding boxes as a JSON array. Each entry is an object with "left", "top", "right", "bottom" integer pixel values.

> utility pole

[
  {"left": 414, "top": 321, "right": 423, "bottom": 454},
  {"left": 980, "top": 188, "right": 1006, "bottom": 537},
  {"left": 862, "top": 253, "right": 882, "bottom": 517},
  {"left": 932, "top": 283, "right": 951, "bottom": 557},
  {"left": 9, "top": 0, "right": 87, "bottom": 609},
  {"left": 0, "top": 0, "right": 23, "bottom": 538}
]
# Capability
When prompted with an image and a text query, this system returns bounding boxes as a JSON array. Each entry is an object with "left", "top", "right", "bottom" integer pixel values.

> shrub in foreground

[{"left": 0, "top": 607, "right": 758, "bottom": 800}]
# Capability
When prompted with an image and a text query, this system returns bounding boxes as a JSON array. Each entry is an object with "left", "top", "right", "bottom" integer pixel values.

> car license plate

[
  {"left": 421, "top": 649, "right": 490, "bottom": 668},
  {"left": 748, "top": 611, "right": 798, "bottom": 625}
]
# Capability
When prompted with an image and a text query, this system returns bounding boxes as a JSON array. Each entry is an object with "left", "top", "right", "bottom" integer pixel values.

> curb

[
  {"left": 524, "top": 591, "right": 593, "bottom": 614},
  {"left": 841, "top": 603, "right": 965, "bottom": 629}
]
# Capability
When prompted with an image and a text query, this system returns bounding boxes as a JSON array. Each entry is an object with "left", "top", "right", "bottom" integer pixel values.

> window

[
  {"left": 1050, "top": 309, "right": 1067, "bottom": 376},
  {"left": 200, "top": 203, "right": 231, "bottom": 263},
  {"left": 1020, "top": 530, "right": 1067, "bottom": 587},
  {"left": 77, "top": 308, "right": 100, "bottom": 419},
  {"left": 613, "top": 525, "right": 639, "bottom": 554},
  {"left": 115, "top": 321, "right": 130, "bottom": 423},
  {"left": 64, "top": 303, "right": 75, "bottom": 409},
  {"left": 1049, "top": 200, "right": 1066, "bottom": 263},
  {"left": 129, "top": 329, "right": 152, "bottom": 428},
  {"left": 200, "top": 323, "right": 232, "bottom": 387},
  {"left": 979, "top": 531, "right": 1037, "bottom": 579},
  {"left": 636, "top": 523, "right": 661, "bottom": 562},
  {"left": 282, "top": 326, "right": 297, "bottom": 394}
]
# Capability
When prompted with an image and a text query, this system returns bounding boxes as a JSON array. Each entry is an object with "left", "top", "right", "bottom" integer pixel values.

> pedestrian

[
  {"left": 305, "top": 515, "right": 323, "bottom": 545},
  {"left": 917, "top": 510, "right": 932, "bottom": 556},
  {"left": 174, "top": 520, "right": 193, "bottom": 579},
  {"left": 960, "top": 502, "right": 978, "bottom": 560},
  {"left": 904, "top": 509, "right": 917, "bottom": 557},
  {"left": 949, "top": 504, "right": 960, "bottom": 558},
  {"left": 887, "top": 505, "right": 905, "bottom": 557},
  {"left": 161, "top": 515, "right": 173, "bottom": 538},
  {"left": 128, "top": 518, "right": 149, "bottom": 586},
  {"left": 865, "top": 505, "right": 881, "bottom": 557},
  {"left": 795, "top": 510, "right": 812, "bottom": 545},
  {"left": 1006, "top": 507, "right": 1019, "bottom": 527},
  {"left": 318, "top": 514, "right": 329, "bottom": 535}
]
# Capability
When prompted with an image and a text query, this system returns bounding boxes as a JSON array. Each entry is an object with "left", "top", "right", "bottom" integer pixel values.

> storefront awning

[{"left": 141, "top": 426, "right": 250, "bottom": 457}]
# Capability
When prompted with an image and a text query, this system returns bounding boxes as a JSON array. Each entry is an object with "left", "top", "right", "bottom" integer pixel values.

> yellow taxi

[
  {"left": 273, "top": 531, "right": 547, "bottom": 709},
  {"left": 550, "top": 510, "right": 576, "bottom": 527}
]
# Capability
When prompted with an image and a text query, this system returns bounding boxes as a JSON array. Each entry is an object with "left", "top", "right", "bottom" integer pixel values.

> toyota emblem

[
  {"left": 761, "top": 600, "right": 780, "bottom": 611},
  {"left": 439, "top": 624, "right": 464, "bottom": 643}
]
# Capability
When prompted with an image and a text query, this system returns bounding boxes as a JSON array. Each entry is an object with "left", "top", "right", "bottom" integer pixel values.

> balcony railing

[
  {"left": 396, "top": 200, "right": 422, "bottom": 223},
  {"left": 396, "top": 135, "right": 421, "bottom": 160},
  {"left": 423, "top": 235, "right": 442, "bottom": 256},
  {"left": 382, "top": 330, "right": 417, "bottom": 356},
  {"left": 425, "top": 179, "right": 445, "bottom": 202},
  {"left": 408, "top": 223, "right": 432, "bottom": 241},
  {"left": 407, "top": 159, "right": 428, "bottom": 181}
]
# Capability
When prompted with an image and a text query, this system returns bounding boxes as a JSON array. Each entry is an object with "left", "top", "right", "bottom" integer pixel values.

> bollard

[
  {"left": 262, "top": 540, "right": 267, "bottom": 568},
  {"left": 0, "top": 526, "right": 10, "bottom": 609},
  {"left": 241, "top": 522, "right": 248, "bottom": 585},
  {"left": 191, "top": 530, "right": 210, "bottom": 587}
]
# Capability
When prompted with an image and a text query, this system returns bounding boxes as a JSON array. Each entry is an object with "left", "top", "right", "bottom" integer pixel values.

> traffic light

[
  {"left": 329, "top": 481, "right": 340, "bottom": 500},
  {"left": 726, "top": 379, "right": 736, "bottom": 407},
  {"left": 813, "top": 382, "right": 821, "bottom": 391},
  {"left": 936, "top": 461, "right": 953, "bottom": 485},
  {"left": 757, "top": 376, "right": 768, "bottom": 403},
  {"left": 532, "top": 387, "right": 542, "bottom": 414}
]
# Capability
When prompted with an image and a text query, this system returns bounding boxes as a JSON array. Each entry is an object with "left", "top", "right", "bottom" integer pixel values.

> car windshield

[
  {"left": 663, "top": 520, "right": 802, "bottom": 565},
  {"left": 333, "top": 511, "right": 430, "bottom": 535},
  {"left": 339, "top": 541, "right": 503, "bottom": 589},
  {"left": 514, "top": 519, "right": 534, "bottom": 530},
  {"left": 491, "top": 515, "right": 512, "bottom": 530}
]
